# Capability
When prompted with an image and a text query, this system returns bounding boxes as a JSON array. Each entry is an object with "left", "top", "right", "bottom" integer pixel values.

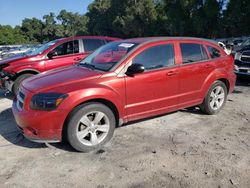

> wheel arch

[
  {"left": 16, "top": 69, "right": 40, "bottom": 75},
  {"left": 217, "top": 78, "right": 230, "bottom": 93},
  {"left": 14, "top": 69, "right": 40, "bottom": 80},
  {"left": 201, "top": 68, "right": 231, "bottom": 99},
  {"left": 62, "top": 98, "right": 121, "bottom": 141}
]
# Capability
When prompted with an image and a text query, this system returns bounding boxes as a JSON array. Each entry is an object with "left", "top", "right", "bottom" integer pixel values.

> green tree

[
  {"left": 0, "top": 25, "right": 27, "bottom": 45},
  {"left": 20, "top": 18, "right": 44, "bottom": 43},
  {"left": 42, "top": 12, "right": 58, "bottom": 41},
  {"left": 57, "top": 9, "right": 89, "bottom": 36},
  {"left": 86, "top": 0, "right": 112, "bottom": 36},
  {"left": 192, "top": 0, "right": 223, "bottom": 38},
  {"left": 1, "top": 0, "right": 250, "bottom": 45},
  {"left": 86, "top": 0, "right": 157, "bottom": 38},
  {"left": 223, "top": 0, "right": 250, "bottom": 37},
  {"left": 111, "top": 0, "right": 158, "bottom": 37}
]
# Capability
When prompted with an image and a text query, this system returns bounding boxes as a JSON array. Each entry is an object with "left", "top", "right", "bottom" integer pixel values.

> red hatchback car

[
  {"left": 12, "top": 37, "right": 236, "bottom": 152},
  {"left": 0, "top": 36, "right": 120, "bottom": 95}
]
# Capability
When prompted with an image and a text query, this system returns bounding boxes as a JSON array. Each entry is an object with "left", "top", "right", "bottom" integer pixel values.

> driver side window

[
  {"left": 53, "top": 40, "right": 79, "bottom": 56},
  {"left": 132, "top": 44, "right": 175, "bottom": 70}
]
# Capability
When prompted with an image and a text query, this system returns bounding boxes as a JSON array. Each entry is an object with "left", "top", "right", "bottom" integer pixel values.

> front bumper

[{"left": 12, "top": 100, "right": 68, "bottom": 143}]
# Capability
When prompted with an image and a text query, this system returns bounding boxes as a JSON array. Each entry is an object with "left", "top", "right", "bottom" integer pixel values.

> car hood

[
  {"left": 22, "top": 66, "right": 103, "bottom": 92},
  {"left": 0, "top": 54, "right": 29, "bottom": 66}
]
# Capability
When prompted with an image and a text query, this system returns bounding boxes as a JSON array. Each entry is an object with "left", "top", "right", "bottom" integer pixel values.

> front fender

[
  {"left": 5, "top": 65, "right": 40, "bottom": 74},
  {"left": 59, "top": 86, "right": 126, "bottom": 121}
]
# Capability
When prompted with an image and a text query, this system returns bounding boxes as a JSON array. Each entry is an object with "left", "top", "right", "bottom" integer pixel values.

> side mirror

[
  {"left": 126, "top": 63, "right": 145, "bottom": 76},
  {"left": 47, "top": 51, "right": 57, "bottom": 59}
]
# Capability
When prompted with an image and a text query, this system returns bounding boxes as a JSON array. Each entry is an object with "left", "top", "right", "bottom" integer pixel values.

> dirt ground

[{"left": 0, "top": 80, "right": 250, "bottom": 188}]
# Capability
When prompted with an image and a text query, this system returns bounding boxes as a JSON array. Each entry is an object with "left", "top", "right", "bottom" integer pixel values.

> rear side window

[
  {"left": 83, "top": 39, "right": 105, "bottom": 52},
  {"left": 132, "top": 44, "right": 175, "bottom": 70},
  {"left": 207, "top": 46, "right": 221, "bottom": 59},
  {"left": 53, "top": 40, "right": 79, "bottom": 56},
  {"left": 180, "top": 43, "right": 208, "bottom": 64}
]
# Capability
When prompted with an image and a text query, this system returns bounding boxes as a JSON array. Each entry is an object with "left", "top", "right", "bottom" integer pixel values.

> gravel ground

[{"left": 0, "top": 80, "right": 250, "bottom": 188}]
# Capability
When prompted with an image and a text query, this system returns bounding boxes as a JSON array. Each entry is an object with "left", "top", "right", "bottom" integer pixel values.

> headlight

[
  {"left": 234, "top": 52, "right": 241, "bottom": 60},
  {"left": 30, "top": 93, "right": 68, "bottom": 111}
]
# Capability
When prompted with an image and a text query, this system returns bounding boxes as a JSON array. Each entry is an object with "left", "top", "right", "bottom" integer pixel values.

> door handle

[
  {"left": 204, "top": 64, "right": 214, "bottom": 69},
  {"left": 167, "top": 71, "right": 178, "bottom": 76}
]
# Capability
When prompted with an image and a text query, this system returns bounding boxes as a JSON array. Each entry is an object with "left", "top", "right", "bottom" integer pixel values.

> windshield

[
  {"left": 27, "top": 40, "right": 58, "bottom": 56},
  {"left": 79, "top": 41, "right": 138, "bottom": 71}
]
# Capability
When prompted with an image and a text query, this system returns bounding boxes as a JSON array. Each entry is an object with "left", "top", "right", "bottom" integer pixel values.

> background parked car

[
  {"left": 234, "top": 47, "right": 250, "bottom": 79},
  {"left": 232, "top": 38, "right": 250, "bottom": 54},
  {"left": 0, "top": 36, "right": 120, "bottom": 95},
  {"left": 1, "top": 46, "right": 32, "bottom": 59}
]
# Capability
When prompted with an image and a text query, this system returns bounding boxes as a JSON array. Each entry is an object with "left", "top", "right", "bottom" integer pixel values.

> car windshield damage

[
  {"left": 27, "top": 40, "right": 59, "bottom": 56},
  {"left": 79, "top": 42, "right": 138, "bottom": 71}
]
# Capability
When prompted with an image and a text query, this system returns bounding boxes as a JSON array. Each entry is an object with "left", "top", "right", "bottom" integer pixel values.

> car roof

[
  {"left": 62, "top": 36, "right": 121, "bottom": 41},
  {"left": 121, "top": 37, "right": 218, "bottom": 46}
]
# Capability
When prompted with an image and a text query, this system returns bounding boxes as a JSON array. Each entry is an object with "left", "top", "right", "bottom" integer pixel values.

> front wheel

[
  {"left": 67, "top": 102, "right": 116, "bottom": 152},
  {"left": 200, "top": 80, "right": 228, "bottom": 115}
]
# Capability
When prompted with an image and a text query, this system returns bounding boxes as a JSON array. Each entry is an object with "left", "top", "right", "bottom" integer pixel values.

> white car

[{"left": 1, "top": 47, "right": 31, "bottom": 59}]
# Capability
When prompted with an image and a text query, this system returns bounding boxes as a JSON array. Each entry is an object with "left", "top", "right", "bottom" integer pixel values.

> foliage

[
  {"left": 0, "top": 25, "right": 27, "bottom": 45},
  {"left": 0, "top": 0, "right": 249, "bottom": 45}
]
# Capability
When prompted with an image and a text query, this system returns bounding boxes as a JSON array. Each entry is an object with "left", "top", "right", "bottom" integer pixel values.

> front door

[
  {"left": 45, "top": 40, "right": 85, "bottom": 71},
  {"left": 125, "top": 43, "right": 180, "bottom": 121}
]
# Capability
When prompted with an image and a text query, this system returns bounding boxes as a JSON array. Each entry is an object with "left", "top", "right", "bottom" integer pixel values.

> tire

[
  {"left": 200, "top": 80, "right": 228, "bottom": 115},
  {"left": 12, "top": 73, "right": 34, "bottom": 95},
  {"left": 67, "top": 102, "right": 116, "bottom": 152}
]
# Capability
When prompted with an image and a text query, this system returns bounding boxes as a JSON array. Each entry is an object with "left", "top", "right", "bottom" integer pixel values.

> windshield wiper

[{"left": 80, "top": 62, "right": 96, "bottom": 70}]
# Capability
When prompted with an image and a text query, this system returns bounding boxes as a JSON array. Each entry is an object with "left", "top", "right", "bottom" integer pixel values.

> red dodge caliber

[{"left": 12, "top": 37, "right": 236, "bottom": 152}]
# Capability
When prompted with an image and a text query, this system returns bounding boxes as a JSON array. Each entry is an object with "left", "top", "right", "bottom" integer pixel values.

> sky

[{"left": 0, "top": 0, "right": 93, "bottom": 27}]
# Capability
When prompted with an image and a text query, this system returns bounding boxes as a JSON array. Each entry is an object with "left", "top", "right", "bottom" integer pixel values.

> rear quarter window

[
  {"left": 207, "top": 46, "right": 221, "bottom": 59},
  {"left": 180, "top": 43, "right": 208, "bottom": 64}
]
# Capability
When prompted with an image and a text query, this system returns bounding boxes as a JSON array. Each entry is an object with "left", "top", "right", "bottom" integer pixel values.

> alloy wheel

[
  {"left": 209, "top": 85, "right": 225, "bottom": 111},
  {"left": 76, "top": 111, "right": 110, "bottom": 146}
]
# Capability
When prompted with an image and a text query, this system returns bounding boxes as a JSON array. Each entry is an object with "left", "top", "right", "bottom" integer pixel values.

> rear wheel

[
  {"left": 12, "top": 73, "right": 34, "bottom": 95},
  {"left": 67, "top": 102, "right": 116, "bottom": 152},
  {"left": 200, "top": 80, "right": 227, "bottom": 115}
]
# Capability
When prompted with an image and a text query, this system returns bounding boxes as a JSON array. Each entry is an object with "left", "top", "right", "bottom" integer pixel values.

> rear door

[
  {"left": 125, "top": 42, "right": 180, "bottom": 121},
  {"left": 45, "top": 40, "right": 83, "bottom": 71},
  {"left": 177, "top": 42, "right": 216, "bottom": 106}
]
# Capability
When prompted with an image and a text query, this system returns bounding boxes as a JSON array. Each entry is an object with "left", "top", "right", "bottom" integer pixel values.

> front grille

[
  {"left": 239, "top": 69, "right": 248, "bottom": 73},
  {"left": 241, "top": 51, "right": 250, "bottom": 63},
  {"left": 17, "top": 91, "right": 25, "bottom": 110}
]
